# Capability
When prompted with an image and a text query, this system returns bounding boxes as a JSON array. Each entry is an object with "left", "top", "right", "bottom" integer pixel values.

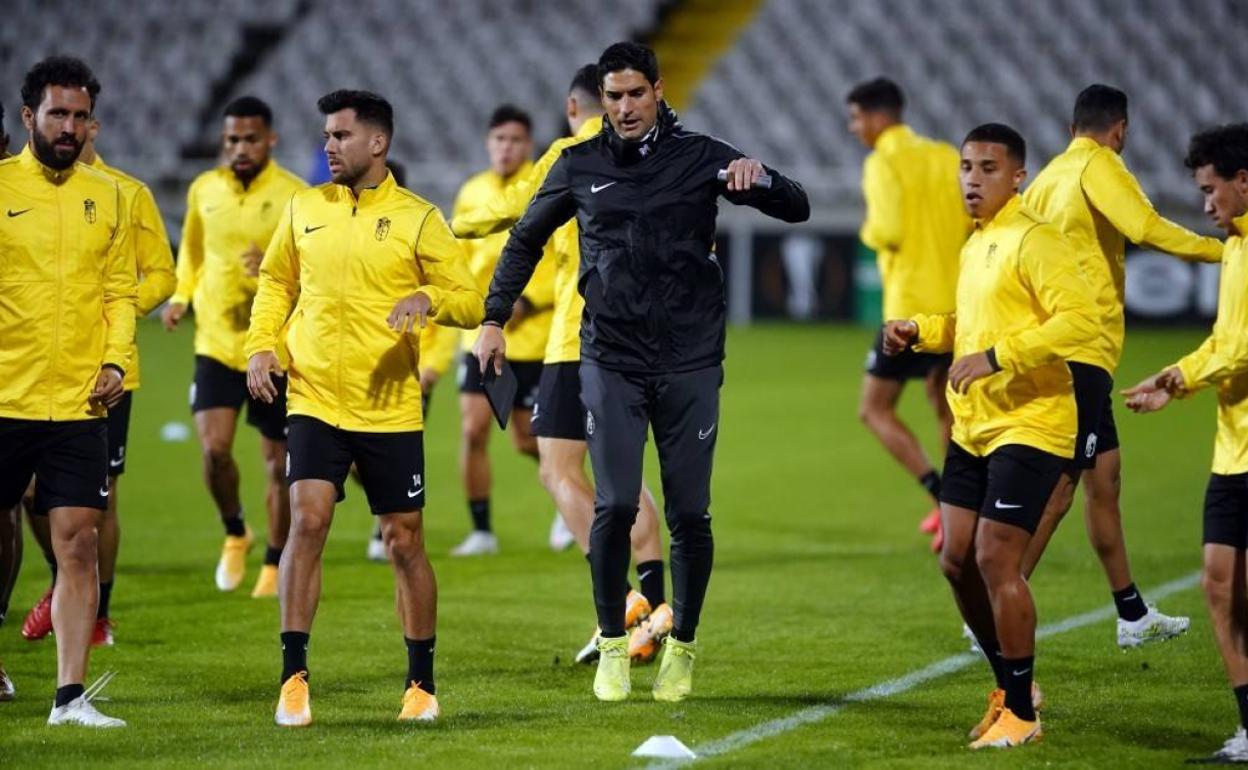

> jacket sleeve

[
  {"left": 912, "top": 313, "right": 956, "bottom": 354},
  {"left": 993, "top": 225, "right": 1099, "bottom": 372},
  {"left": 1082, "top": 150, "right": 1224, "bottom": 262},
  {"left": 171, "top": 181, "right": 203, "bottom": 306},
  {"left": 132, "top": 184, "right": 176, "bottom": 316},
  {"left": 714, "top": 140, "right": 811, "bottom": 223},
  {"left": 858, "top": 153, "right": 904, "bottom": 252},
  {"left": 520, "top": 246, "right": 558, "bottom": 311},
  {"left": 102, "top": 194, "right": 139, "bottom": 372},
  {"left": 451, "top": 142, "right": 562, "bottom": 239},
  {"left": 414, "top": 207, "right": 484, "bottom": 330},
  {"left": 484, "top": 155, "right": 578, "bottom": 325},
  {"left": 1174, "top": 274, "right": 1248, "bottom": 393},
  {"left": 245, "top": 198, "right": 300, "bottom": 358}
]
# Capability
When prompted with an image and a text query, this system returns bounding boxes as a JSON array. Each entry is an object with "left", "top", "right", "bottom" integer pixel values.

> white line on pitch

[{"left": 645, "top": 570, "right": 1200, "bottom": 767}]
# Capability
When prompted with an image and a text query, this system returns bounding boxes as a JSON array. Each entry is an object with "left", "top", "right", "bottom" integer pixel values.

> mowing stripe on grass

[{"left": 645, "top": 570, "right": 1200, "bottom": 766}]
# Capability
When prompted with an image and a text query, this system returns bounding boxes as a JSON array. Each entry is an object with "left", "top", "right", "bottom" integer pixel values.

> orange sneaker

[
  {"left": 625, "top": 590, "right": 651, "bottom": 630},
  {"left": 397, "top": 682, "right": 440, "bottom": 721},
  {"left": 919, "top": 508, "right": 941, "bottom": 534},
  {"left": 969, "top": 707, "right": 1042, "bottom": 749},
  {"left": 275, "top": 671, "right": 311, "bottom": 727},
  {"left": 629, "top": 603, "right": 673, "bottom": 663}
]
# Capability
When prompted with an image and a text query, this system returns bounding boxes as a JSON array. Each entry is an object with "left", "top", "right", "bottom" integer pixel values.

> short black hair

[
  {"left": 317, "top": 89, "right": 394, "bottom": 138},
  {"left": 569, "top": 63, "right": 599, "bottom": 97},
  {"left": 963, "top": 122, "right": 1027, "bottom": 166},
  {"left": 21, "top": 56, "right": 101, "bottom": 111},
  {"left": 846, "top": 78, "right": 904, "bottom": 115},
  {"left": 223, "top": 95, "right": 273, "bottom": 127},
  {"left": 488, "top": 104, "right": 531, "bottom": 134},
  {"left": 1072, "top": 84, "right": 1128, "bottom": 133},
  {"left": 598, "top": 42, "right": 659, "bottom": 87},
  {"left": 1185, "top": 123, "right": 1248, "bottom": 180}
]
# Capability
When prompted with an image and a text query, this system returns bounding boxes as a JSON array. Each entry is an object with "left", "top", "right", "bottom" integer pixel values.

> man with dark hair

[
  {"left": 247, "top": 88, "right": 482, "bottom": 725},
  {"left": 884, "top": 123, "right": 1098, "bottom": 748},
  {"left": 1124, "top": 123, "right": 1248, "bottom": 762},
  {"left": 1021, "top": 84, "right": 1220, "bottom": 646},
  {"left": 162, "top": 95, "right": 305, "bottom": 598},
  {"left": 451, "top": 63, "right": 668, "bottom": 665},
  {"left": 442, "top": 103, "right": 552, "bottom": 557},
  {"left": 475, "top": 41, "right": 808, "bottom": 702},
  {"left": 846, "top": 77, "right": 969, "bottom": 550},
  {"left": 1, "top": 55, "right": 136, "bottom": 726}
]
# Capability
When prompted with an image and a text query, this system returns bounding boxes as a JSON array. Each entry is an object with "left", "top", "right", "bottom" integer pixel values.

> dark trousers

[{"left": 579, "top": 362, "right": 722, "bottom": 640}]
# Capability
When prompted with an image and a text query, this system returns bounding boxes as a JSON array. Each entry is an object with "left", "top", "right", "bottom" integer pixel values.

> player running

[
  {"left": 246, "top": 90, "right": 482, "bottom": 725},
  {"left": 848, "top": 78, "right": 969, "bottom": 550},
  {"left": 475, "top": 42, "right": 809, "bottom": 702},
  {"left": 1020, "top": 84, "right": 1218, "bottom": 645},
  {"left": 162, "top": 97, "right": 306, "bottom": 597},
  {"left": 884, "top": 123, "right": 1098, "bottom": 748},
  {"left": 1123, "top": 123, "right": 1248, "bottom": 762},
  {"left": 1, "top": 56, "right": 137, "bottom": 727}
]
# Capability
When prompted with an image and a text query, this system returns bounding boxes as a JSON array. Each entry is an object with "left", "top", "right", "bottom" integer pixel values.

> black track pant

[{"left": 580, "top": 362, "right": 722, "bottom": 640}]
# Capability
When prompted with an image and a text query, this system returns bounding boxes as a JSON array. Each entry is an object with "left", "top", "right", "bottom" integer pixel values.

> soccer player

[
  {"left": 848, "top": 78, "right": 969, "bottom": 549},
  {"left": 1021, "top": 84, "right": 1216, "bottom": 645},
  {"left": 162, "top": 97, "right": 306, "bottom": 597},
  {"left": 452, "top": 64, "right": 669, "bottom": 663},
  {"left": 246, "top": 90, "right": 482, "bottom": 725},
  {"left": 1122, "top": 123, "right": 1248, "bottom": 762},
  {"left": 445, "top": 105, "right": 555, "bottom": 557},
  {"left": 884, "top": 124, "right": 1098, "bottom": 748},
  {"left": 0, "top": 100, "right": 17, "bottom": 641},
  {"left": 1, "top": 56, "right": 137, "bottom": 727},
  {"left": 19, "top": 114, "right": 176, "bottom": 647},
  {"left": 475, "top": 42, "right": 809, "bottom": 702}
]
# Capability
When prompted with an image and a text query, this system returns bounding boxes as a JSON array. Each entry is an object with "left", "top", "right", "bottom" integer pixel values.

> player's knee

[
  {"left": 56, "top": 525, "right": 98, "bottom": 570},
  {"left": 384, "top": 520, "right": 426, "bottom": 566},
  {"left": 538, "top": 458, "right": 561, "bottom": 496},
  {"left": 973, "top": 543, "right": 1012, "bottom": 584},
  {"left": 597, "top": 501, "right": 639, "bottom": 529},
  {"left": 1202, "top": 569, "right": 1233, "bottom": 608},
  {"left": 201, "top": 443, "right": 233, "bottom": 474},
  {"left": 939, "top": 550, "right": 967, "bottom": 584},
  {"left": 666, "top": 508, "right": 713, "bottom": 543},
  {"left": 290, "top": 508, "right": 332, "bottom": 541},
  {"left": 462, "top": 420, "right": 490, "bottom": 452}
]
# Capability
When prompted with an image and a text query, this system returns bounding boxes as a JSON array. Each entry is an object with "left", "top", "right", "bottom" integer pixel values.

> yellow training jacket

[
  {"left": 451, "top": 163, "right": 555, "bottom": 361},
  {"left": 0, "top": 146, "right": 136, "bottom": 420},
  {"left": 1174, "top": 213, "right": 1248, "bottom": 474},
  {"left": 913, "top": 196, "right": 1098, "bottom": 458},
  {"left": 1024, "top": 137, "right": 1223, "bottom": 372},
  {"left": 173, "top": 160, "right": 306, "bottom": 371},
  {"left": 451, "top": 116, "right": 603, "bottom": 363},
  {"left": 92, "top": 155, "right": 175, "bottom": 391},
  {"left": 246, "top": 172, "right": 483, "bottom": 432},
  {"left": 860, "top": 124, "right": 970, "bottom": 320}
]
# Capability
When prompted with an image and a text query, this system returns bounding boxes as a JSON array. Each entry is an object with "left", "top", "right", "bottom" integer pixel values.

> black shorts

[
  {"left": 286, "top": 415, "right": 426, "bottom": 515},
  {"left": 939, "top": 441, "right": 1067, "bottom": 533},
  {"left": 532, "top": 362, "right": 585, "bottom": 441},
  {"left": 457, "top": 352, "right": 542, "bottom": 410},
  {"left": 106, "top": 391, "right": 133, "bottom": 476},
  {"left": 0, "top": 418, "right": 109, "bottom": 514},
  {"left": 1203, "top": 473, "right": 1248, "bottom": 549},
  {"left": 866, "top": 328, "right": 951, "bottom": 381},
  {"left": 1069, "top": 362, "right": 1120, "bottom": 469},
  {"left": 191, "top": 355, "right": 288, "bottom": 441}
]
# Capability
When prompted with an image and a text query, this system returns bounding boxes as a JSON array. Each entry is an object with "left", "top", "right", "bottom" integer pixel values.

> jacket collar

[
  {"left": 601, "top": 100, "right": 682, "bottom": 166},
  {"left": 18, "top": 143, "right": 78, "bottom": 184},
  {"left": 224, "top": 158, "right": 277, "bottom": 195},
  {"left": 976, "top": 193, "right": 1024, "bottom": 231},
  {"left": 341, "top": 168, "right": 396, "bottom": 209},
  {"left": 1232, "top": 210, "right": 1248, "bottom": 239},
  {"left": 574, "top": 115, "right": 603, "bottom": 140},
  {"left": 874, "top": 124, "right": 913, "bottom": 153}
]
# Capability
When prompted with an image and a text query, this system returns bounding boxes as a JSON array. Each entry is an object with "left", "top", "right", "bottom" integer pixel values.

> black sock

[
  {"left": 54, "top": 683, "right": 85, "bottom": 707},
  {"left": 1001, "top": 656, "right": 1036, "bottom": 721},
  {"left": 1112, "top": 583, "right": 1148, "bottom": 622},
  {"left": 468, "top": 499, "right": 491, "bottom": 533},
  {"left": 1235, "top": 684, "right": 1248, "bottom": 730},
  {"left": 223, "top": 512, "right": 246, "bottom": 538},
  {"left": 97, "top": 580, "right": 113, "bottom": 619},
  {"left": 919, "top": 470, "right": 941, "bottom": 503},
  {"left": 636, "top": 560, "right": 666, "bottom": 607},
  {"left": 405, "top": 636, "right": 436, "bottom": 695},
  {"left": 264, "top": 545, "right": 283, "bottom": 567},
  {"left": 280, "top": 631, "right": 310, "bottom": 683},
  {"left": 976, "top": 635, "right": 1007, "bottom": 689}
]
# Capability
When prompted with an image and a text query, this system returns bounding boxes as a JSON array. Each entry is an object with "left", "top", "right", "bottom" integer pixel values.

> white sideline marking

[{"left": 646, "top": 571, "right": 1200, "bottom": 767}]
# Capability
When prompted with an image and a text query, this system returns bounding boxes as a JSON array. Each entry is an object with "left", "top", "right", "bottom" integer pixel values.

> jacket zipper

[
  {"left": 50, "top": 183, "right": 64, "bottom": 419},
  {"left": 336, "top": 198, "right": 359, "bottom": 426}
]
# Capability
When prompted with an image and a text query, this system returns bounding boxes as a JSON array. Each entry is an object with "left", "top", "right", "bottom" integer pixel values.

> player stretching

[
  {"left": 246, "top": 90, "right": 482, "bottom": 725},
  {"left": 162, "top": 97, "right": 306, "bottom": 597},
  {"left": 847, "top": 78, "right": 969, "bottom": 549},
  {"left": 1021, "top": 85, "right": 1216, "bottom": 645},
  {"left": 1124, "top": 123, "right": 1248, "bottom": 762},
  {"left": 885, "top": 124, "right": 1098, "bottom": 748}
]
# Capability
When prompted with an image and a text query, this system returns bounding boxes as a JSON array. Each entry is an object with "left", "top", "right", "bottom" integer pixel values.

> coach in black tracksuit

[{"left": 475, "top": 44, "right": 809, "bottom": 651}]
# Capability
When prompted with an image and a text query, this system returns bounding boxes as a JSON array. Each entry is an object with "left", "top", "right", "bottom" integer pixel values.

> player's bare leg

[
  {"left": 49, "top": 506, "right": 99, "bottom": 689},
  {"left": 1020, "top": 471, "right": 1077, "bottom": 578},
  {"left": 861, "top": 374, "right": 943, "bottom": 543},
  {"left": 452, "top": 394, "right": 498, "bottom": 556},
  {"left": 252, "top": 436, "right": 290, "bottom": 597},
  {"left": 382, "top": 509, "right": 440, "bottom": 719}
]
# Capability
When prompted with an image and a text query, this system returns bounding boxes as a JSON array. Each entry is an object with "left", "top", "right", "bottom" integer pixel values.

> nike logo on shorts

[
  {"left": 994, "top": 499, "right": 1023, "bottom": 510},
  {"left": 590, "top": 182, "right": 617, "bottom": 193}
]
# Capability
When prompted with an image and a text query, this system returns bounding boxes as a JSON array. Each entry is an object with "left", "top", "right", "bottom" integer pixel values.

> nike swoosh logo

[
  {"left": 407, "top": 486, "right": 424, "bottom": 498},
  {"left": 698, "top": 424, "right": 716, "bottom": 440},
  {"left": 1011, "top": 668, "right": 1031, "bottom": 676},
  {"left": 1122, "top": 592, "right": 1138, "bottom": 601},
  {"left": 994, "top": 499, "right": 1023, "bottom": 509},
  {"left": 109, "top": 458, "right": 124, "bottom": 468},
  {"left": 304, "top": 224, "right": 327, "bottom": 233},
  {"left": 638, "top": 570, "right": 653, "bottom": 582},
  {"left": 7, "top": 208, "right": 31, "bottom": 218},
  {"left": 590, "top": 182, "right": 617, "bottom": 193},
  {"left": 99, "top": 486, "right": 110, "bottom": 497}
]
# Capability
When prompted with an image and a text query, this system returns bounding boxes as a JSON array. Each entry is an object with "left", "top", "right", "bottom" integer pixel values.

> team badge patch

[
  {"left": 84, "top": 198, "right": 97, "bottom": 224},
  {"left": 985, "top": 243, "right": 997, "bottom": 266},
  {"left": 375, "top": 216, "right": 391, "bottom": 241}
]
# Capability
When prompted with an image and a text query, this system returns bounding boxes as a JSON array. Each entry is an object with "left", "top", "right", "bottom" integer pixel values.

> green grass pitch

[{"left": 0, "top": 319, "right": 1229, "bottom": 767}]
